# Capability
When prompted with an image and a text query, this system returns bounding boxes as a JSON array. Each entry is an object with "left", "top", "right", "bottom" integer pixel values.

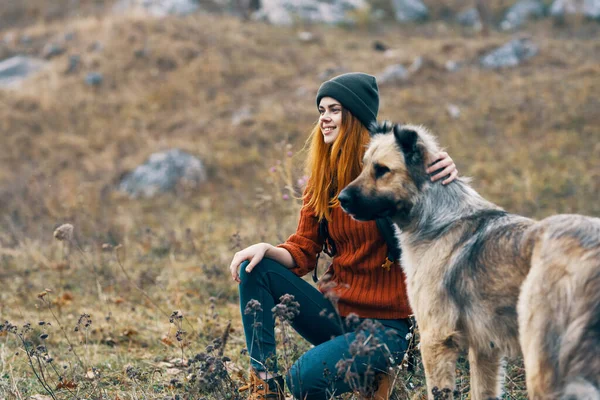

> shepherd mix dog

[
  {"left": 338, "top": 122, "right": 600, "bottom": 400},
  {"left": 518, "top": 215, "right": 600, "bottom": 399}
]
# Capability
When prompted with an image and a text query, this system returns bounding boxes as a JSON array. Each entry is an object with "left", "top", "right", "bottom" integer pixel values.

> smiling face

[{"left": 318, "top": 97, "right": 343, "bottom": 144}]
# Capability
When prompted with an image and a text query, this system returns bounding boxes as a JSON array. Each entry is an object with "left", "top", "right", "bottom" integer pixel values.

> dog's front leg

[
  {"left": 468, "top": 346, "right": 504, "bottom": 400},
  {"left": 420, "top": 331, "right": 460, "bottom": 400}
]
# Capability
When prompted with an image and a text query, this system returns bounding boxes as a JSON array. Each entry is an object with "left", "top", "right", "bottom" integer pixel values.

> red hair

[{"left": 303, "top": 108, "right": 371, "bottom": 221}]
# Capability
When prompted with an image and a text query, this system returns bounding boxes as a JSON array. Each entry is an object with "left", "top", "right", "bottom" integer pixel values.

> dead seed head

[{"left": 53, "top": 224, "right": 74, "bottom": 241}]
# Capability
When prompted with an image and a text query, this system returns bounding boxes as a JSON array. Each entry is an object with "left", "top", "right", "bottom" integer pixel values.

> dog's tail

[{"left": 560, "top": 379, "right": 600, "bottom": 400}]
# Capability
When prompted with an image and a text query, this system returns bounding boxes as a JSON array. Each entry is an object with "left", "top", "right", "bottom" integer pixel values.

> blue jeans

[{"left": 239, "top": 258, "right": 410, "bottom": 400}]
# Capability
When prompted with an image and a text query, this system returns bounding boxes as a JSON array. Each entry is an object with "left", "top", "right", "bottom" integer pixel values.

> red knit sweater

[{"left": 277, "top": 201, "right": 412, "bottom": 319}]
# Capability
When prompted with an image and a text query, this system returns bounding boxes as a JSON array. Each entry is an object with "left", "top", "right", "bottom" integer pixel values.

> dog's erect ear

[
  {"left": 394, "top": 125, "right": 428, "bottom": 188},
  {"left": 368, "top": 120, "right": 394, "bottom": 137},
  {"left": 393, "top": 125, "right": 419, "bottom": 156}
]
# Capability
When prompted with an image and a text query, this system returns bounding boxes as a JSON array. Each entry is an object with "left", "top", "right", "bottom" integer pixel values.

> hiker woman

[{"left": 229, "top": 72, "right": 458, "bottom": 400}]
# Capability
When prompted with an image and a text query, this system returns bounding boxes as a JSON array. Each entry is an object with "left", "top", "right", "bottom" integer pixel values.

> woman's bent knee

[{"left": 238, "top": 258, "right": 288, "bottom": 285}]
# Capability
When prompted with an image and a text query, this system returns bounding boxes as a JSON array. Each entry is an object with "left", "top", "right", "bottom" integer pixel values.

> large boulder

[
  {"left": 391, "top": 0, "right": 429, "bottom": 22},
  {"left": 119, "top": 149, "right": 207, "bottom": 198},
  {"left": 456, "top": 8, "right": 482, "bottom": 29},
  {"left": 500, "top": 0, "right": 546, "bottom": 30},
  {"left": 550, "top": 0, "right": 600, "bottom": 19},
  {"left": 377, "top": 64, "right": 408, "bottom": 85},
  {"left": 254, "top": 0, "right": 368, "bottom": 26},
  {"left": 480, "top": 38, "right": 539, "bottom": 69},
  {"left": 0, "top": 56, "right": 48, "bottom": 88},
  {"left": 113, "top": 0, "right": 200, "bottom": 17}
]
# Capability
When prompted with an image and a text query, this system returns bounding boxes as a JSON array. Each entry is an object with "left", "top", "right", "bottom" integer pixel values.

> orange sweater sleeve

[{"left": 277, "top": 197, "right": 324, "bottom": 277}]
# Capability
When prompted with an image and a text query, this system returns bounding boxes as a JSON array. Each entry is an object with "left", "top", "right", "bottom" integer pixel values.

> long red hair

[{"left": 303, "top": 108, "right": 371, "bottom": 221}]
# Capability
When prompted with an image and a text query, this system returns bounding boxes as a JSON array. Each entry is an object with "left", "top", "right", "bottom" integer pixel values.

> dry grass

[{"left": 0, "top": 2, "right": 599, "bottom": 399}]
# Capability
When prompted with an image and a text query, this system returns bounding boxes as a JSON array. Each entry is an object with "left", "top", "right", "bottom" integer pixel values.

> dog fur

[
  {"left": 338, "top": 122, "right": 599, "bottom": 399},
  {"left": 518, "top": 214, "right": 600, "bottom": 399}
]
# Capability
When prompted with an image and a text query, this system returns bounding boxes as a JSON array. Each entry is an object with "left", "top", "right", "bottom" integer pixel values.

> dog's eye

[{"left": 374, "top": 164, "right": 390, "bottom": 179}]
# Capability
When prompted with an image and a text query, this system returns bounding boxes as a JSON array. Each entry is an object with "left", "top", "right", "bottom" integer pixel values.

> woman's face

[{"left": 318, "top": 97, "right": 343, "bottom": 144}]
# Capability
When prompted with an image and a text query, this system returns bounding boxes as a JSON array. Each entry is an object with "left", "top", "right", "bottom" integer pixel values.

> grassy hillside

[{"left": 0, "top": 3, "right": 599, "bottom": 399}]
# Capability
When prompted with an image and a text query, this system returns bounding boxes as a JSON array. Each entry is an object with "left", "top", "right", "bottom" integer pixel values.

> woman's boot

[{"left": 238, "top": 370, "right": 285, "bottom": 400}]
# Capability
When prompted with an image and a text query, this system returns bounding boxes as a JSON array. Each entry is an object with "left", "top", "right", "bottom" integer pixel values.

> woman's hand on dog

[{"left": 427, "top": 151, "right": 458, "bottom": 185}]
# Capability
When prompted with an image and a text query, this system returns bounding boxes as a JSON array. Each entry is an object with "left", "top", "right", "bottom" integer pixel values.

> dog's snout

[{"left": 338, "top": 188, "right": 353, "bottom": 209}]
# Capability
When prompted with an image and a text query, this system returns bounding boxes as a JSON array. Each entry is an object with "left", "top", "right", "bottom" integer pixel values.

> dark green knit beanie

[{"left": 316, "top": 72, "right": 379, "bottom": 128}]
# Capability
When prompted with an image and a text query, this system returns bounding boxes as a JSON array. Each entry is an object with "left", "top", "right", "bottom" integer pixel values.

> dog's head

[{"left": 338, "top": 121, "right": 439, "bottom": 224}]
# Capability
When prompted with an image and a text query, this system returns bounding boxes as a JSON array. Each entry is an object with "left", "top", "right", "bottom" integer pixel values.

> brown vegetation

[{"left": 0, "top": 1, "right": 598, "bottom": 398}]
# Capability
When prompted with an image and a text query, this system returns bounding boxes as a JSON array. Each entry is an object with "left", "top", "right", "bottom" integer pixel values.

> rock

[
  {"left": 377, "top": 64, "right": 408, "bottom": 84},
  {"left": 113, "top": 0, "right": 200, "bottom": 17},
  {"left": 42, "top": 43, "right": 65, "bottom": 59},
  {"left": 319, "top": 67, "right": 346, "bottom": 80},
  {"left": 445, "top": 60, "right": 461, "bottom": 72},
  {"left": 254, "top": 0, "right": 369, "bottom": 26},
  {"left": 66, "top": 55, "right": 80, "bottom": 74},
  {"left": 456, "top": 7, "right": 481, "bottom": 29},
  {"left": 373, "top": 41, "right": 388, "bottom": 52},
  {"left": 85, "top": 72, "right": 103, "bottom": 86},
  {"left": 0, "top": 56, "right": 48, "bottom": 88},
  {"left": 480, "top": 38, "right": 538, "bottom": 69},
  {"left": 166, "top": 368, "right": 184, "bottom": 376},
  {"left": 550, "top": 0, "right": 600, "bottom": 19},
  {"left": 118, "top": 149, "right": 207, "bottom": 198},
  {"left": 89, "top": 41, "right": 104, "bottom": 52},
  {"left": 408, "top": 56, "right": 423, "bottom": 73},
  {"left": 500, "top": 0, "right": 545, "bottom": 31},
  {"left": 391, "top": 0, "right": 429, "bottom": 22},
  {"left": 297, "top": 31, "right": 320, "bottom": 44},
  {"left": 231, "top": 106, "right": 253, "bottom": 126},
  {"left": 446, "top": 104, "right": 461, "bottom": 119}
]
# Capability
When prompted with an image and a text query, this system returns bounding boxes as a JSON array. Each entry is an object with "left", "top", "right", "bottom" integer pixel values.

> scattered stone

[
  {"left": 231, "top": 106, "right": 253, "bottom": 126},
  {"left": 456, "top": 7, "right": 482, "bottom": 29},
  {"left": 118, "top": 149, "right": 207, "bottom": 198},
  {"left": 85, "top": 72, "right": 103, "bottom": 86},
  {"left": 297, "top": 31, "right": 319, "bottom": 44},
  {"left": 42, "top": 43, "right": 65, "bottom": 59},
  {"left": 113, "top": 0, "right": 200, "bottom": 17},
  {"left": 391, "top": 0, "right": 429, "bottom": 22},
  {"left": 372, "top": 8, "right": 386, "bottom": 20},
  {"left": 500, "top": 0, "right": 545, "bottom": 31},
  {"left": 550, "top": 0, "right": 600, "bottom": 19},
  {"left": 319, "top": 66, "right": 347, "bottom": 80},
  {"left": 89, "top": 41, "right": 103, "bottom": 52},
  {"left": 446, "top": 104, "right": 461, "bottom": 119},
  {"left": 373, "top": 41, "right": 388, "bottom": 52},
  {"left": 134, "top": 48, "right": 147, "bottom": 58},
  {"left": 64, "top": 32, "right": 76, "bottom": 41},
  {"left": 66, "top": 55, "right": 80, "bottom": 74},
  {"left": 20, "top": 35, "right": 32, "bottom": 45},
  {"left": 408, "top": 56, "right": 423, "bottom": 73},
  {"left": 166, "top": 368, "right": 184, "bottom": 376},
  {"left": 445, "top": 60, "right": 461, "bottom": 72},
  {"left": 377, "top": 64, "right": 408, "bottom": 84},
  {"left": 254, "top": 0, "right": 369, "bottom": 26},
  {"left": 0, "top": 56, "right": 48, "bottom": 88},
  {"left": 169, "top": 358, "right": 189, "bottom": 366},
  {"left": 85, "top": 369, "right": 97, "bottom": 380},
  {"left": 480, "top": 38, "right": 539, "bottom": 69}
]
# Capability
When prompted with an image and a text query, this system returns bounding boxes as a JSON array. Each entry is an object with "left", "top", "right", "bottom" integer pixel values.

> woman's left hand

[{"left": 426, "top": 151, "right": 458, "bottom": 185}]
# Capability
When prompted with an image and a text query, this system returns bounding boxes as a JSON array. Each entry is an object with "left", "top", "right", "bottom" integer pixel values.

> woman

[{"left": 229, "top": 72, "right": 457, "bottom": 400}]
